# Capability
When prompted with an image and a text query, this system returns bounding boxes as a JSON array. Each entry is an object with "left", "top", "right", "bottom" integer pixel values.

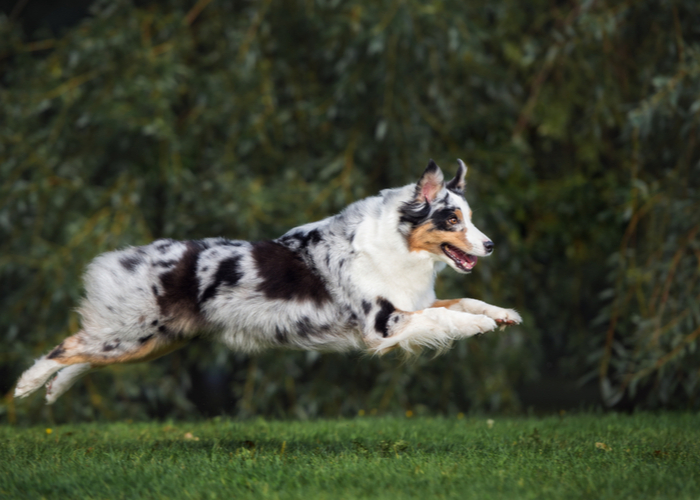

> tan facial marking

[{"left": 407, "top": 210, "right": 474, "bottom": 256}]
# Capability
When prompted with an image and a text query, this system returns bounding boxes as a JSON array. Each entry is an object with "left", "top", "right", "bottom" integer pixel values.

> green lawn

[{"left": 1, "top": 413, "right": 698, "bottom": 499}]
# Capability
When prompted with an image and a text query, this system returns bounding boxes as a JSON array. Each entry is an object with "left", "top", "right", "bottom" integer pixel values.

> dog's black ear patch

[
  {"left": 120, "top": 255, "right": 143, "bottom": 273},
  {"left": 200, "top": 255, "right": 243, "bottom": 304},
  {"left": 446, "top": 159, "right": 467, "bottom": 195},
  {"left": 252, "top": 241, "right": 332, "bottom": 305},
  {"left": 374, "top": 297, "right": 395, "bottom": 337},
  {"left": 399, "top": 200, "right": 431, "bottom": 227},
  {"left": 157, "top": 240, "right": 207, "bottom": 324}
]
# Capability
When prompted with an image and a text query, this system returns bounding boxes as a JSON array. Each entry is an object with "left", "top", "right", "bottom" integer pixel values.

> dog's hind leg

[
  {"left": 45, "top": 363, "right": 94, "bottom": 404},
  {"left": 15, "top": 329, "right": 188, "bottom": 402},
  {"left": 14, "top": 357, "right": 66, "bottom": 399}
]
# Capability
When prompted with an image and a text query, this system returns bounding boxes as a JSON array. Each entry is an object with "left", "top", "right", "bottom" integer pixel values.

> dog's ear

[
  {"left": 416, "top": 159, "right": 444, "bottom": 203},
  {"left": 446, "top": 159, "right": 467, "bottom": 194}
]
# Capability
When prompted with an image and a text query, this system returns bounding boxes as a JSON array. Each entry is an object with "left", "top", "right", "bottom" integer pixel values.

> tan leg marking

[
  {"left": 47, "top": 332, "right": 188, "bottom": 367},
  {"left": 431, "top": 299, "right": 462, "bottom": 309}
]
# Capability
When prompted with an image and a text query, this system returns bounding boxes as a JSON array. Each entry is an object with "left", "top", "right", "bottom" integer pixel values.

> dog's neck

[{"left": 345, "top": 186, "right": 439, "bottom": 311}]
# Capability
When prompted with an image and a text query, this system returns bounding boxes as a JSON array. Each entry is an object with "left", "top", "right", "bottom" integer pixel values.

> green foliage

[
  {"left": 2, "top": 414, "right": 700, "bottom": 499},
  {"left": 0, "top": 0, "right": 698, "bottom": 422}
]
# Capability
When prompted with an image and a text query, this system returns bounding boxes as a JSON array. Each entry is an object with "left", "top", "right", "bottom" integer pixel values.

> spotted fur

[{"left": 14, "top": 160, "right": 522, "bottom": 404}]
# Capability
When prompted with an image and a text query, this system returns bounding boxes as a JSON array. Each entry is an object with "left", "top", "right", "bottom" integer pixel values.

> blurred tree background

[{"left": 0, "top": 0, "right": 698, "bottom": 424}]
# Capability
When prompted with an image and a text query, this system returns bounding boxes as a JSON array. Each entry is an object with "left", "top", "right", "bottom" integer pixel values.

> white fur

[{"left": 45, "top": 363, "right": 93, "bottom": 404}]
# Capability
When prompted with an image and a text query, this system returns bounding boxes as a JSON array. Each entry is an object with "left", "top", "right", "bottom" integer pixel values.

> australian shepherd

[{"left": 15, "top": 160, "right": 521, "bottom": 404}]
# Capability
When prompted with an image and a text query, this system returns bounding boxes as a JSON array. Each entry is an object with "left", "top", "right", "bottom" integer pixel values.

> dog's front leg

[
  {"left": 368, "top": 306, "right": 498, "bottom": 355},
  {"left": 432, "top": 299, "right": 522, "bottom": 327}
]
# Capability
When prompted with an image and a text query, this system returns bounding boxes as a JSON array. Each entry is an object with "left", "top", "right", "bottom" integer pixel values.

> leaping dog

[{"left": 15, "top": 159, "right": 522, "bottom": 404}]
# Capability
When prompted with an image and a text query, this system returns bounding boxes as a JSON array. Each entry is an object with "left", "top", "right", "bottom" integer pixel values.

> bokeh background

[{"left": 1, "top": 0, "right": 698, "bottom": 424}]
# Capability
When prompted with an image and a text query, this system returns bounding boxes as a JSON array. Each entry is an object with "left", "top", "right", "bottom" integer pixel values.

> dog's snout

[{"left": 483, "top": 240, "right": 494, "bottom": 254}]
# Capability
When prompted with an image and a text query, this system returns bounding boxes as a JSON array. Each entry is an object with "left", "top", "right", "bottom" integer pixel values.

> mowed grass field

[{"left": 1, "top": 413, "right": 698, "bottom": 499}]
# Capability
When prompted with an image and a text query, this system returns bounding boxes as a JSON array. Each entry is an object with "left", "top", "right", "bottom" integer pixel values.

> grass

[{"left": 1, "top": 412, "right": 699, "bottom": 499}]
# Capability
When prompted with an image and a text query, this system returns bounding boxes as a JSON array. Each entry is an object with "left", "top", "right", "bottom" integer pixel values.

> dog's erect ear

[
  {"left": 416, "top": 160, "right": 445, "bottom": 203},
  {"left": 446, "top": 159, "right": 467, "bottom": 194}
]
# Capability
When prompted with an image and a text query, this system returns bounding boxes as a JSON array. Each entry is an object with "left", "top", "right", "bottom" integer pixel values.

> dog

[{"left": 14, "top": 159, "right": 522, "bottom": 404}]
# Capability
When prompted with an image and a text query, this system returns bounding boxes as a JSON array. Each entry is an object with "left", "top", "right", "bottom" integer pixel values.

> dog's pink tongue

[{"left": 464, "top": 255, "right": 477, "bottom": 268}]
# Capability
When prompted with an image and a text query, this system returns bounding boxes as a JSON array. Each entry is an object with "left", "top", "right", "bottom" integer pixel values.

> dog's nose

[{"left": 483, "top": 241, "right": 494, "bottom": 254}]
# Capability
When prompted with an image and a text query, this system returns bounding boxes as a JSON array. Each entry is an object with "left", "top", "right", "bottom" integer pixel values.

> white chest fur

[{"left": 348, "top": 206, "right": 437, "bottom": 311}]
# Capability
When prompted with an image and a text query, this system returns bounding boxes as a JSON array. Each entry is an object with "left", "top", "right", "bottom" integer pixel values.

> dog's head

[{"left": 399, "top": 160, "right": 493, "bottom": 274}]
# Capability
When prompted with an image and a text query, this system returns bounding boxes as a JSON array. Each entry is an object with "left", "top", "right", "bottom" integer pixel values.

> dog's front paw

[
  {"left": 469, "top": 314, "right": 498, "bottom": 336},
  {"left": 489, "top": 308, "right": 522, "bottom": 328}
]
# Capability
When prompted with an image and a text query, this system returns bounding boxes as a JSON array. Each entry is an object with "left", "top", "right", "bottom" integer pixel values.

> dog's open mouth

[{"left": 441, "top": 243, "right": 477, "bottom": 272}]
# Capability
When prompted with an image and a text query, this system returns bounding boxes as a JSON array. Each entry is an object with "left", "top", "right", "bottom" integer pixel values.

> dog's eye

[{"left": 448, "top": 216, "right": 459, "bottom": 225}]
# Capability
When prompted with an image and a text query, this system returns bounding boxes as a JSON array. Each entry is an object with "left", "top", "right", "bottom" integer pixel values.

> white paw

[
  {"left": 14, "top": 379, "right": 37, "bottom": 399},
  {"left": 459, "top": 314, "right": 498, "bottom": 337},
  {"left": 488, "top": 307, "right": 522, "bottom": 326}
]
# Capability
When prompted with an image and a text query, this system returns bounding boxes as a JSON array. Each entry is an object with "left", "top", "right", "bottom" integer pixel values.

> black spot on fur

[
  {"left": 103, "top": 341, "right": 119, "bottom": 352},
  {"left": 347, "top": 232, "right": 355, "bottom": 243},
  {"left": 139, "top": 334, "right": 154, "bottom": 344},
  {"left": 151, "top": 319, "right": 158, "bottom": 326},
  {"left": 156, "top": 240, "right": 207, "bottom": 326},
  {"left": 431, "top": 208, "right": 460, "bottom": 232},
  {"left": 294, "top": 316, "right": 328, "bottom": 338},
  {"left": 362, "top": 300, "right": 372, "bottom": 315},
  {"left": 374, "top": 297, "right": 395, "bottom": 337},
  {"left": 107, "top": 306, "right": 115, "bottom": 313},
  {"left": 275, "top": 326, "right": 288, "bottom": 344},
  {"left": 152, "top": 285, "right": 160, "bottom": 297},
  {"left": 215, "top": 239, "right": 243, "bottom": 247},
  {"left": 158, "top": 325, "right": 167, "bottom": 333},
  {"left": 281, "top": 229, "right": 324, "bottom": 250},
  {"left": 120, "top": 255, "right": 143, "bottom": 273},
  {"left": 295, "top": 316, "right": 314, "bottom": 339},
  {"left": 155, "top": 260, "right": 177, "bottom": 268},
  {"left": 200, "top": 256, "right": 243, "bottom": 303},
  {"left": 252, "top": 241, "right": 331, "bottom": 305},
  {"left": 308, "top": 230, "right": 322, "bottom": 244},
  {"left": 202, "top": 266, "right": 209, "bottom": 272},
  {"left": 154, "top": 239, "right": 175, "bottom": 253},
  {"left": 47, "top": 342, "right": 65, "bottom": 359}
]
